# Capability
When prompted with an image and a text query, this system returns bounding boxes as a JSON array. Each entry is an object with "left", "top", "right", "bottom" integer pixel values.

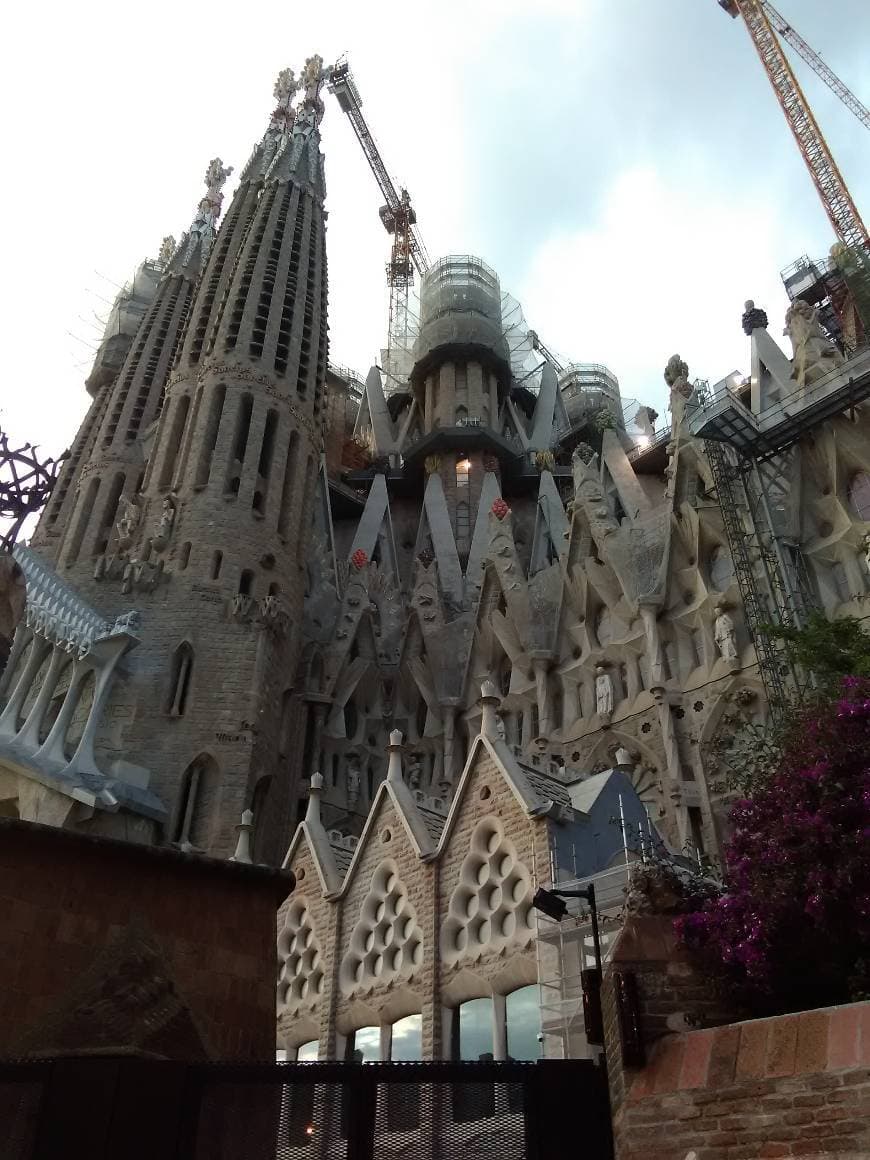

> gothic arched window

[
  {"left": 168, "top": 642, "right": 194, "bottom": 717},
  {"left": 174, "top": 753, "right": 217, "bottom": 848}
]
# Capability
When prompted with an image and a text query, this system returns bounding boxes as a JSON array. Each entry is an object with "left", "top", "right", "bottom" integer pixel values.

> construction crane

[
  {"left": 719, "top": 0, "right": 868, "bottom": 251},
  {"left": 327, "top": 58, "right": 431, "bottom": 385},
  {"left": 757, "top": 2, "right": 870, "bottom": 132}
]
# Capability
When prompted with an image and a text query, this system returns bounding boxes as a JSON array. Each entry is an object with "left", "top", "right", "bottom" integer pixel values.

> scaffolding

[
  {"left": 687, "top": 347, "right": 870, "bottom": 714},
  {"left": 534, "top": 865, "right": 630, "bottom": 1060}
]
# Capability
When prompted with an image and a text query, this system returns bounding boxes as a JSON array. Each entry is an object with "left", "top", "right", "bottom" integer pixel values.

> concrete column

[
  {"left": 33, "top": 661, "right": 88, "bottom": 766},
  {"left": 63, "top": 644, "right": 127, "bottom": 777},
  {"left": 0, "top": 637, "right": 51, "bottom": 740},
  {"left": 16, "top": 646, "right": 66, "bottom": 750},
  {"left": 492, "top": 992, "right": 508, "bottom": 1061}
]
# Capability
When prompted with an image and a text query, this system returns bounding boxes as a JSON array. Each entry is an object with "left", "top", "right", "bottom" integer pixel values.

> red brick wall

[
  {"left": 0, "top": 820, "right": 291, "bottom": 1061},
  {"left": 614, "top": 1002, "right": 870, "bottom": 1159}
]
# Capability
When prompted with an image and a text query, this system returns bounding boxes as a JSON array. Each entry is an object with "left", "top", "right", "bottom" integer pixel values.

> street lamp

[{"left": 532, "top": 883, "right": 605, "bottom": 1049}]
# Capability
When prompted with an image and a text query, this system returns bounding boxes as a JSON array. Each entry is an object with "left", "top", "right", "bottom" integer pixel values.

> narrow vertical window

[
  {"left": 225, "top": 393, "right": 254, "bottom": 496},
  {"left": 178, "top": 542, "right": 192, "bottom": 570},
  {"left": 194, "top": 383, "right": 226, "bottom": 487},
  {"left": 167, "top": 642, "right": 194, "bottom": 717},
  {"left": 277, "top": 431, "right": 300, "bottom": 538},
  {"left": 253, "top": 408, "right": 278, "bottom": 513},
  {"left": 65, "top": 476, "right": 101, "bottom": 566},
  {"left": 211, "top": 551, "right": 223, "bottom": 580},
  {"left": 158, "top": 394, "right": 190, "bottom": 489},
  {"left": 238, "top": 569, "right": 255, "bottom": 596},
  {"left": 455, "top": 455, "right": 470, "bottom": 490}
]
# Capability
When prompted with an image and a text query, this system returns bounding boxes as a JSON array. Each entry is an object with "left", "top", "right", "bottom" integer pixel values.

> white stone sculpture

[
  {"left": 784, "top": 299, "right": 843, "bottom": 391},
  {"left": 116, "top": 494, "right": 140, "bottom": 548},
  {"left": 595, "top": 665, "right": 613, "bottom": 718},
  {"left": 714, "top": 605, "right": 738, "bottom": 662},
  {"left": 273, "top": 67, "right": 299, "bottom": 106},
  {"left": 150, "top": 495, "right": 176, "bottom": 552}
]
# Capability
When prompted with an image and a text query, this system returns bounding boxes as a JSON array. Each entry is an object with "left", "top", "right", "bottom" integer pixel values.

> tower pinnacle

[{"left": 171, "top": 157, "right": 234, "bottom": 274}]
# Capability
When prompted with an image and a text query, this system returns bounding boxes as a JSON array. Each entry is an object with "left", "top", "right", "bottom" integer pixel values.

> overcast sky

[{"left": 1, "top": 0, "right": 868, "bottom": 453}]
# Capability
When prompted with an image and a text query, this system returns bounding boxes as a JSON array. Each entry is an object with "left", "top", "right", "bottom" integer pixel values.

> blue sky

[{"left": 1, "top": 0, "right": 867, "bottom": 449}]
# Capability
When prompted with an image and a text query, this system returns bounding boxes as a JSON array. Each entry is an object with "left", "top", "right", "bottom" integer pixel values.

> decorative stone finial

[
  {"left": 491, "top": 497, "right": 510, "bottom": 521},
  {"left": 230, "top": 808, "right": 254, "bottom": 863},
  {"left": 306, "top": 771, "right": 324, "bottom": 825},
  {"left": 387, "top": 729, "right": 403, "bottom": 783},
  {"left": 480, "top": 680, "right": 501, "bottom": 739},
  {"left": 157, "top": 236, "right": 176, "bottom": 266},
  {"left": 351, "top": 548, "right": 368, "bottom": 571},
  {"left": 274, "top": 68, "right": 299, "bottom": 108},
  {"left": 742, "top": 299, "right": 768, "bottom": 336}
]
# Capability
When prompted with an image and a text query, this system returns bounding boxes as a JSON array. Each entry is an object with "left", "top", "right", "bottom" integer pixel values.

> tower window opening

[
  {"left": 178, "top": 542, "right": 191, "bottom": 570},
  {"left": 455, "top": 456, "right": 471, "bottom": 490},
  {"left": 226, "top": 393, "right": 254, "bottom": 496},
  {"left": 455, "top": 501, "right": 470, "bottom": 555},
  {"left": 211, "top": 550, "right": 223, "bottom": 580},
  {"left": 65, "top": 476, "right": 101, "bottom": 567},
  {"left": 167, "top": 642, "right": 194, "bottom": 717},
  {"left": 158, "top": 393, "right": 190, "bottom": 489},
  {"left": 277, "top": 431, "right": 300, "bottom": 538},
  {"left": 238, "top": 570, "right": 255, "bottom": 597},
  {"left": 195, "top": 384, "right": 226, "bottom": 488}
]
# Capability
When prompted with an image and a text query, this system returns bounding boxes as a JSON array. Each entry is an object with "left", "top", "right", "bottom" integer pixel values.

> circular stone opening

[
  {"left": 479, "top": 785, "right": 492, "bottom": 801},
  {"left": 381, "top": 828, "right": 392, "bottom": 844},
  {"left": 296, "top": 867, "right": 306, "bottom": 881}
]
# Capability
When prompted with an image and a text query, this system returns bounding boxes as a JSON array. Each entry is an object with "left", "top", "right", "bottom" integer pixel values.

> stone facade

[
  {"left": 278, "top": 706, "right": 657, "bottom": 1061},
  {"left": 2, "top": 56, "right": 870, "bottom": 909}
]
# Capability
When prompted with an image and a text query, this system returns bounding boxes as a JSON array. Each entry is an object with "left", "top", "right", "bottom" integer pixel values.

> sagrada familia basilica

[{"left": 2, "top": 57, "right": 869, "bottom": 1061}]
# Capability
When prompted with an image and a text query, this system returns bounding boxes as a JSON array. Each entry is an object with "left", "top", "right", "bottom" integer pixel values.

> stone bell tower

[{"left": 77, "top": 60, "right": 330, "bottom": 862}]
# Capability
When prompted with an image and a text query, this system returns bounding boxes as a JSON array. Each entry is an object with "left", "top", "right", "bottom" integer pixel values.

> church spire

[{"left": 168, "top": 157, "right": 234, "bottom": 276}]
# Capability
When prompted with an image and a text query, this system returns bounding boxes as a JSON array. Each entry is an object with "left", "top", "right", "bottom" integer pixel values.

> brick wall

[
  {"left": 0, "top": 819, "right": 292, "bottom": 1061},
  {"left": 615, "top": 1003, "right": 870, "bottom": 1159}
]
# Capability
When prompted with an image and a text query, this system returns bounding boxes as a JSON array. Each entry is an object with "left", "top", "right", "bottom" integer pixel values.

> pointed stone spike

[
  {"left": 529, "top": 361, "right": 559, "bottom": 450},
  {"left": 387, "top": 730, "right": 404, "bottom": 782},
  {"left": 230, "top": 808, "right": 254, "bottom": 863}
]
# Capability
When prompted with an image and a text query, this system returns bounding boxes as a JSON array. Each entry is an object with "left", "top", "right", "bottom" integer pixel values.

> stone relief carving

[
  {"left": 116, "top": 494, "right": 141, "bottom": 550},
  {"left": 441, "top": 816, "right": 534, "bottom": 966},
  {"left": 277, "top": 897, "right": 324, "bottom": 1013},
  {"left": 339, "top": 860, "right": 423, "bottom": 997},
  {"left": 149, "top": 494, "right": 177, "bottom": 554}
]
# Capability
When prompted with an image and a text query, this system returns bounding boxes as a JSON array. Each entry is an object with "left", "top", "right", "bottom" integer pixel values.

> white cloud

[{"left": 518, "top": 164, "right": 797, "bottom": 417}]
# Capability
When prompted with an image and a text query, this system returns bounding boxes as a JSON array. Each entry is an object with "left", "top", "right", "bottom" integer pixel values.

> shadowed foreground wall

[
  {"left": 0, "top": 819, "right": 293, "bottom": 1060},
  {"left": 602, "top": 917, "right": 870, "bottom": 1159}
]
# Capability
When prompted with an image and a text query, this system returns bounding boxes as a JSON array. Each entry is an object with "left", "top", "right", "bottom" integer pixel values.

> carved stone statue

[
  {"left": 346, "top": 757, "right": 361, "bottom": 811},
  {"left": 150, "top": 495, "right": 176, "bottom": 553},
  {"left": 714, "top": 604, "right": 738, "bottom": 662},
  {"left": 595, "top": 665, "right": 613, "bottom": 718},
  {"left": 495, "top": 714, "right": 507, "bottom": 742},
  {"left": 633, "top": 406, "right": 658, "bottom": 441},
  {"left": 116, "top": 494, "right": 140, "bottom": 548},
  {"left": 664, "top": 354, "right": 690, "bottom": 394},
  {"left": 784, "top": 299, "right": 843, "bottom": 390},
  {"left": 407, "top": 755, "right": 423, "bottom": 791}
]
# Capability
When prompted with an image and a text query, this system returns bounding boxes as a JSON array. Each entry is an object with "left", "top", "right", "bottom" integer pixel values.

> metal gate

[{"left": 1, "top": 1056, "right": 612, "bottom": 1160}]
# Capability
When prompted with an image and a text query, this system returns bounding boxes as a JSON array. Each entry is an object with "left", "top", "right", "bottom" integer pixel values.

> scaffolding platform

[{"left": 687, "top": 347, "right": 870, "bottom": 460}]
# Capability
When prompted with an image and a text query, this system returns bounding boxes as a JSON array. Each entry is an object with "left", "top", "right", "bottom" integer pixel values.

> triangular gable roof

[
  {"left": 282, "top": 816, "right": 342, "bottom": 896},
  {"left": 334, "top": 774, "right": 438, "bottom": 898},
  {"left": 435, "top": 734, "right": 556, "bottom": 856}
]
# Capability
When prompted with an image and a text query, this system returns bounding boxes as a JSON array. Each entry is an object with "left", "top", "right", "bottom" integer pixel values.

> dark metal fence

[{"left": 0, "top": 1056, "right": 612, "bottom": 1160}]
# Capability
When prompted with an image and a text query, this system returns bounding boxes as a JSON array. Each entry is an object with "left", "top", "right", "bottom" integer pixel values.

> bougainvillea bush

[{"left": 676, "top": 678, "right": 870, "bottom": 1015}]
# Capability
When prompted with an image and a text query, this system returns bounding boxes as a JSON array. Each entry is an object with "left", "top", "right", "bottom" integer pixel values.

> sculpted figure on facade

[
  {"left": 157, "top": 236, "right": 176, "bottom": 266},
  {"left": 407, "top": 754, "right": 423, "bottom": 790},
  {"left": 714, "top": 604, "right": 738, "bottom": 661},
  {"left": 595, "top": 665, "right": 613, "bottom": 719},
  {"left": 150, "top": 495, "right": 176, "bottom": 553},
  {"left": 784, "top": 299, "right": 843, "bottom": 390},
  {"left": 116, "top": 495, "right": 141, "bottom": 549}
]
